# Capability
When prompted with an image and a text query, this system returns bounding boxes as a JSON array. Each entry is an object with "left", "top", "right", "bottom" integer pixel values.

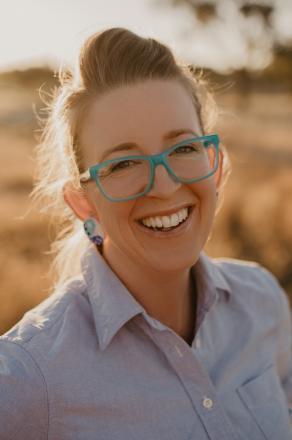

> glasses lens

[
  {"left": 97, "top": 157, "right": 151, "bottom": 200},
  {"left": 166, "top": 138, "right": 217, "bottom": 181}
]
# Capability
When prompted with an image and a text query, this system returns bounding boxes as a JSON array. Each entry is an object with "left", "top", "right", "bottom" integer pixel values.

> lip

[
  {"left": 135, "top": 203, "right": 195, "bottom": 222},
  {"left": 135, "top": 205, "right": 196, "bottom": 238}
]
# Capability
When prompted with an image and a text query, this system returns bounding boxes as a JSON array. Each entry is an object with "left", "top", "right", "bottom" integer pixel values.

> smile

[
  {"left": 135, "top": 205, "right": 195, "bottom": 237},
  {"left": 141, "top": 206, "right": 189, "bottom": 229}
]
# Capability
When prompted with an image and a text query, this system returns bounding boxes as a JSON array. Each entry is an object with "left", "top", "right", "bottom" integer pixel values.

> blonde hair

[{"left": 30, "top": 27, "right": 231, "bottom": 290}]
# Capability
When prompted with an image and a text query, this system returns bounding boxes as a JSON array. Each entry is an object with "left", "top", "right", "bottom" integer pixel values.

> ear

[
  {"left": 214, "top": 149, "right": 224, "bottom": 190},
  {"left": 63, "top": 182, "right": 98, "bottom": 221}
]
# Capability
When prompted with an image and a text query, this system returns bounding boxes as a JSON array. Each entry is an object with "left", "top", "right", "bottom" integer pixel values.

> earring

[{"left": 83, "top": 217, "right": 103, "bottom": 247}]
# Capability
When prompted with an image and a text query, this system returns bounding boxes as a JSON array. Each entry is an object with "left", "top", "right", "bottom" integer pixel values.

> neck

[{"left": 101, "top": 243, "right": 197, "bottom": 345}]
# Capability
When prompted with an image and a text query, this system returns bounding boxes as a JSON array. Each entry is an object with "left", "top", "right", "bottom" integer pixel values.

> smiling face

[{"left": 66, "top": 79, "right": 222, "bottom": 273}]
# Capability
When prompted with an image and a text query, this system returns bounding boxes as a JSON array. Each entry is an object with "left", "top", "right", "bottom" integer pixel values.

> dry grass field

[{"left": 0, "top": 67, "right": 292, "bottom": 335}]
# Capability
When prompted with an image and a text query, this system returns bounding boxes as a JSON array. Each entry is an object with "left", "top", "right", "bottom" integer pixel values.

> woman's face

[{"left": 78, "top": 79, "right": 222, "bottom": 272}]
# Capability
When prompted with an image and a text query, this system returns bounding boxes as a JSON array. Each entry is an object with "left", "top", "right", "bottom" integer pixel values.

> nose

[{"left": 146, "top": 163, "right": 181, "bottom": 198}]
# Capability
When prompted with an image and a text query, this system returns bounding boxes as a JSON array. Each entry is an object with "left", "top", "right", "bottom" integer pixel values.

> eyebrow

[{"left": 99, "top": 128, "right": 199, "bottom": 162}]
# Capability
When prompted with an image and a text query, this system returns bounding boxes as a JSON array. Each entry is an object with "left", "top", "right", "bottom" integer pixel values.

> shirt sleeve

[
  {"left": 0, "top": 338, "right": 48, "bottom": 440},
  {"left": 275, "top": 281, "right": 292, "bottom": 409},
  {"left": 259, "top": 267, "right": 292, "bottom": 416}
]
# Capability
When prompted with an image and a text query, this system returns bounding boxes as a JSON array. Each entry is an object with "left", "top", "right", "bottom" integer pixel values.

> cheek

[
  {"left": 97, "top": 203, "right": 121, "bottom": 233},
  {"left": 190, "top": 181, "right": 217, "bottom": 226},
  {"left": 190, "top": 180, "right": 217, "bottom": 205},
  {"left": 89, "top": 190, "right": 134, "bottom": 235}
]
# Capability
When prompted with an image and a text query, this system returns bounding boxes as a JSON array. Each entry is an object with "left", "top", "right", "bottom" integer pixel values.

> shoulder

[
  {"left": 0, "top": 277, "right": 90, "bottom": 439},
  {"left": 1, "top": 277, "right": 88, "bottom": 345},
  {"left": 209, "top": 255, "right": 288, "bottom": 312},
  {"left": 208, "top": 256, "right": 292, "bottom": 367},
  {"left": 0, "top": 337, "right": 48, "bottom": 439},
  {"left": 213, "top": 255, "right": 282, "bottom": 291},
  {"left": 209, "top": 256, "right": 292, "bottom": 386}
]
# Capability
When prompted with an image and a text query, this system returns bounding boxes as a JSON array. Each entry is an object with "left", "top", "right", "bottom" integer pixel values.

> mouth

[{"left": 137, "top": 205, "right": 195, "bottom": 237}]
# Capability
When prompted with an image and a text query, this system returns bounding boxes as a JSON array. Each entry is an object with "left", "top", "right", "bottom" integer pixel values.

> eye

[
  {"left": 172, "top": 142, "right": 202, "bottom": 155},
  {"left": 111, "top": 160, "right": 135, "bottom": 172},
  {"left": 176, "top": 145, "right": 195, "bottom": 153},
  {"left": 99, "top": 159, "right": 142, "bottom": 178}
]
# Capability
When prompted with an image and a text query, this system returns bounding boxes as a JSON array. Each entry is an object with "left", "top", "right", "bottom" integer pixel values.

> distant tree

[
  {"left": 164, "top": 0, "right": 274, "bottom": 25},
  {"left": 157, "top": 0, "right": 292, "bottom": 71}
]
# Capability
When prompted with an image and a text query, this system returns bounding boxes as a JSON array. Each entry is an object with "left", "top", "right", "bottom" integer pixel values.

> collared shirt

[{"left": 1, "top": 243, "right": 292, "bottom": 440}]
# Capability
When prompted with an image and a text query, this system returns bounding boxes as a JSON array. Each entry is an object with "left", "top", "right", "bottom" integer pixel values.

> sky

[{"left": 0, "top": 0, "right": 292, "bottom": 73}]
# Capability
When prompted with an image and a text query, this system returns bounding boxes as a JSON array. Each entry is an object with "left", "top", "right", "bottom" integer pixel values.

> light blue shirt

[{"left": 1, "top": 244, "right": 292, "bottom": 440}]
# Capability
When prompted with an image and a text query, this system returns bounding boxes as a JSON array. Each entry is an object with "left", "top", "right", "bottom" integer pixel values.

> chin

[{"left": 145, "top": 244, "right": 201, "bottom": 273}]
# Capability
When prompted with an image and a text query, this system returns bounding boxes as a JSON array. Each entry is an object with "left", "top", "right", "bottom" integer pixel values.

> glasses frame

[{"left": 79, "top": 133, "right": 220, "bottom": 202}]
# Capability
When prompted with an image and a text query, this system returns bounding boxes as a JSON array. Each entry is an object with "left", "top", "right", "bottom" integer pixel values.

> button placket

[
  {"left": 174, "top": 344, "right": 183, "bottom": 358},
  {"left": 135, "top": 315, "right": 238, "bottom": 440}
]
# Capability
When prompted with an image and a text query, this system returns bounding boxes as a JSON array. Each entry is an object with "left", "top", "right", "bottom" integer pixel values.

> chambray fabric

[{"left": 1, "top": 243, "right": 292, "bottom": 440}]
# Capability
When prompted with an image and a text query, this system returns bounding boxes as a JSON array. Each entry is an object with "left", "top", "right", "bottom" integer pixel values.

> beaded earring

[{"left": 83, "top": 217, "right": 104, "bottom": 248}]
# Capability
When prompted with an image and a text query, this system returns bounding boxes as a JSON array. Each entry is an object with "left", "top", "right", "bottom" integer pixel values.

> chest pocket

[{"left": 237, "top": 364, "right": 292, "bottom": 440}]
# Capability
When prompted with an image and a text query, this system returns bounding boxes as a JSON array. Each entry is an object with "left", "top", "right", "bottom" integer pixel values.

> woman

[{"left": 0, "top": 27, "right": 291, "bottom": 440}]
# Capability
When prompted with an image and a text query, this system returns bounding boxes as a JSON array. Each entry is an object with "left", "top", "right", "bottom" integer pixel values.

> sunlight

[{"left": 0, "top": 0, "right": 292, "bottom": 72}]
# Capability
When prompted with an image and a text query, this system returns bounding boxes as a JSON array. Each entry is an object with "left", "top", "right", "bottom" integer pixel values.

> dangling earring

[{"left": 83, "top": 217, "right": 103, "bottom": 248}]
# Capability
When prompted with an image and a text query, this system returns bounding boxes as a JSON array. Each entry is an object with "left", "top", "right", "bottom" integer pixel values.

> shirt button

[{"left": 202, "top": 397, "right": 213, "bottom": 409}]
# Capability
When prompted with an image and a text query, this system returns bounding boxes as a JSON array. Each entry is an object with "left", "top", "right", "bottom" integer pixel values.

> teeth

[
  {"left": 150, "top": 218, "right": 157, "bottom": 228},
  {"left": 162, "top": 216, "right": 171, "bottom": 228},
  {"left": 141, "top": 207, "right": 189, "bottom": 229},
  {"left": 143, "top": 218, "right": 151, "bottom": 227},
  {"left": 171, "top": 213, "right": 179, "bottom": 224},
  {"left": 155, "top": 218, "right": 163, "bottom": 228}
]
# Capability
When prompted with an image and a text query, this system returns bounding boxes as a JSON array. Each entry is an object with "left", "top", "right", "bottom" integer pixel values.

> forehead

[{"left": 80, "top": 79, "right": 202, "bottom": 164}]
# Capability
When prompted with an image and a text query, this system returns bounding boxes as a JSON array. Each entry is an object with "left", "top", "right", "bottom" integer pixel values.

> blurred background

[{"left": 0, "top": 0, "right": 291, "bottom": 334}]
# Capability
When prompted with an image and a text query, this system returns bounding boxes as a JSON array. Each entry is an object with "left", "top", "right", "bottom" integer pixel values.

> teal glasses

[{"left": 79, "top": 133, "right": 220, "bottom": 202}]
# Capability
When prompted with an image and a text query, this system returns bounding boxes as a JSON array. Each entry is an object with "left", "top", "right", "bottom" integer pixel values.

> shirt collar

[
  {"left": 81, "top": 244, "right": 231, "bottom": 351},
  {"left": 81, "top": 244, "right": 145, "bottom": 351},
  {"left": 192, "top": 251, "right": 231, "bottom": 302},
  {"left": 191, "top": 251, "right": 231, "bottom": 332}
]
